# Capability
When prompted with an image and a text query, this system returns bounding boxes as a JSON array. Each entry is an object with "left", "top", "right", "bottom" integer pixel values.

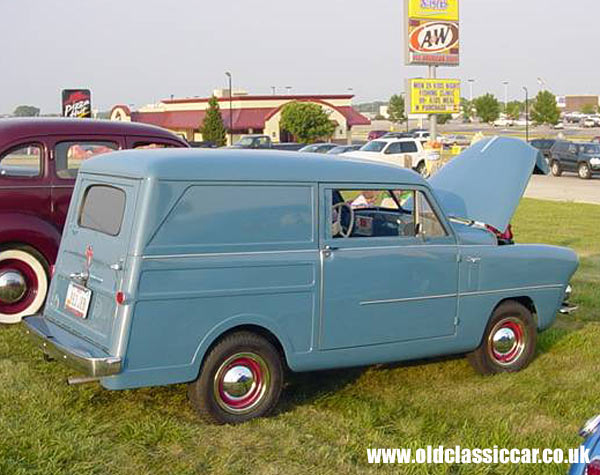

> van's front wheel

[
  {"left": 467, "top": 301, "right": 536, "bottom": 375},
  {"left": 188, "top": 331, "right": 283, "bottom": 424},
  {"left": 0, "top": 246, "right": 49, "bottom": 324}
]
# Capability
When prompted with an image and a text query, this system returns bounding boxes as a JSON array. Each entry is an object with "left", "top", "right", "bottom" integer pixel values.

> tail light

[
  {"left": 587, "top": 458, "right": 600, "bottom": 475},
  {"left": 115, "top": 291, "right": 126, "bottom": 305}
]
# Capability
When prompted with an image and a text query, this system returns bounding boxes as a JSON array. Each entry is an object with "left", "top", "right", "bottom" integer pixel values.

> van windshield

[{"left": 79, "top": 185, "right": 126, "bottom": 236}]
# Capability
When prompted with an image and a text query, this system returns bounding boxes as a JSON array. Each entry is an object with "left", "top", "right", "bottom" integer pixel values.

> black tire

[
  {"left": 467, "top": 301, "right": 536, "bottom": 375},
  {"left": 188, "top": 331, "right": 283, "bottom": 424},
  {"left": 578, "top": 162, "right": 592, "bottom": 180},
  {"left": 550, "top": 160, "right": 562, "bottom": 177}
]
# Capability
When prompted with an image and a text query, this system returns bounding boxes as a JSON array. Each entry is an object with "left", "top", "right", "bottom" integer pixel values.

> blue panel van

[{"left": 24, "top": 137, "right": 578, "bottom": 423}]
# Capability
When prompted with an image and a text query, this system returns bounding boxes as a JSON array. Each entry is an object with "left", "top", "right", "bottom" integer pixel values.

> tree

[
  {"left": 505, "top": 101, "right": 523, "bottom": 121},
  {"left": 531, "top": 90, "right": 561, "bottom": 126},
  {"left": 280, "top": 102, "right": 336, "bottom": 143},
  {"left": 387, "top": 94, "right": 406, "bottom": 124},
  {"left": 436, "top": 113, "right": 452, "bottom": 125},
  {"left": 581, "top": 103, "right": 597, "bottom": 115},
  {"left": 200, "top": 96, "right": 227, "bottom": 147},
  {"left": 13, "top": 105, "right": 40, "bottom": 117},
  {"left": 460, "top": 97, "right": 473, "bottom": 122},
  {"left": 473, "top": 94, "right": 501, "bottom": 123}
]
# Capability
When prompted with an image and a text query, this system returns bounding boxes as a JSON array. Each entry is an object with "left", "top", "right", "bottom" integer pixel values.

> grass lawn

[{"left": 1, "top": 198, "right": 599, "bottom": 475}]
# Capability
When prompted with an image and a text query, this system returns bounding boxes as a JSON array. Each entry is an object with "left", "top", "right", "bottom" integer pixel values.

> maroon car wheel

[{"left": 0, "top": 247, "right": 49, "bottom": 324}]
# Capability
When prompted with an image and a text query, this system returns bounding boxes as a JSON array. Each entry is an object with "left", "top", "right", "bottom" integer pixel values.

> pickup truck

[{"left": 229, "top": 135, "right": 305, "bottom": 151}]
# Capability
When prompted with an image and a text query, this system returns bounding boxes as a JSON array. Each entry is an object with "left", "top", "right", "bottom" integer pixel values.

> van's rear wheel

[
  {"left": 467, "top": 301, "right": 536, "bottom": 375},
  {"left": 188, "top": 331, "right": 283, "bottom": 424},
  {"left": 0, "top": 246, "right": 49, "bottom": 324}
]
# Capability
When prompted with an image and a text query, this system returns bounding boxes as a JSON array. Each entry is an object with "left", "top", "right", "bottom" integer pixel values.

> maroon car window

[
  {"left": 55, "top": 141, "right": 118, "bottom": 179},
  {"left": 0, "top": 144, "right": 42, "bottom": 178},
  {"left": 78, "top": 185, "right": 126, "bottom": 236},
  {"left": 133, "top": 142, "right": 175, "bottom": 149}
]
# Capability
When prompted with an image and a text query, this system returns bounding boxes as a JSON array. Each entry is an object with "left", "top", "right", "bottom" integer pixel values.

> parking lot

[{"left": 526, "top": 174, "right": 600, "bottom": 205}]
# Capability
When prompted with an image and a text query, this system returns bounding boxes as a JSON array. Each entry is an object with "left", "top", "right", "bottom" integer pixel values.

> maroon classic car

[{"left": 0, "top": 118, "right": 188, "bottom": 323}]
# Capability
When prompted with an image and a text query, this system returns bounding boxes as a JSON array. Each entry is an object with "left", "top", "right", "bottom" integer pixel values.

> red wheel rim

[
  {"left": 0, "top": 259, "right": 38, "bottom": 315},
  {"left": 488, "top": 318, "right": 526, "bottom": 366},
  {"left": 214, "top": 353, "right": 270, "bottom": 414}
]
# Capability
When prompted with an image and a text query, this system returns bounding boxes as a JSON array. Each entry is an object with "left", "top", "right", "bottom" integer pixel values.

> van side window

[
  {"left": 133, "top": 142, "right": 175, "bottom": 149},
  {"left": 55, "top": 141, "right": 118, "bottom": 179},
  {"left": 79, "top": 185, "right": 126, "bottom": 236},
  {"left": 0, "top": 144, "right": 42, "bottom": 178},
  {"left": 332, "top": 189, "right": 416, "bottom": 238},
  {"left": 149, "top": 185, "right": 314, "bottom": 248}
]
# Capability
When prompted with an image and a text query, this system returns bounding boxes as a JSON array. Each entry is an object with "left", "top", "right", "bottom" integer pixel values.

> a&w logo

[{"left": 409, "top": 21, "right": 459, "bottom": 53}]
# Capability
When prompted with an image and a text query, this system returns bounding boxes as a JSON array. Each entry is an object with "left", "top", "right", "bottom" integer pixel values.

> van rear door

[{"left": 45, "top": 175, "right": 139, "bottom": 351}]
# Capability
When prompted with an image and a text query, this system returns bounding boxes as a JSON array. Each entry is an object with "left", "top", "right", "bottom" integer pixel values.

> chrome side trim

[
  {"left": 22, "top": 316, "right": 122, "bottom": 378},
  {"left": 360, "top": 284, "right": 563, "bottom": 307},
  {"left": 460, "top": 284, "right": 563, "bottom": 297},
  {"left": 142, "top": 249, "right": 319, "bottom": 260},
  {"left": 361, "top": 293, "right": 457, "bottom": 306}
]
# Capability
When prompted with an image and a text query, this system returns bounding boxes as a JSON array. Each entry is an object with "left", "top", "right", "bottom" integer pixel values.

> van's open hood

[{"left": 429, "top": 137, "right": 548, "bottom": 232}]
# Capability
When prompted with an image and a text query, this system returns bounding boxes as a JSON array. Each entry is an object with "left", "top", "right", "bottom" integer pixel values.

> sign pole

[{"left": 429, "top": 65, "right": 438, "bottom": 141}]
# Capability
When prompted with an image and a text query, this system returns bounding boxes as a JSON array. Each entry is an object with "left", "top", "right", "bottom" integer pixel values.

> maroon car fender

[{"left": 0, "top": 213, "right": 61, "bottom": 264}]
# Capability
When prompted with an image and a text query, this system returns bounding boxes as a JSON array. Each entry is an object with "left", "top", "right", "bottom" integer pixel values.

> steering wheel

[{"left": 332, "top": 202, "right": 355, "bottom": 238}]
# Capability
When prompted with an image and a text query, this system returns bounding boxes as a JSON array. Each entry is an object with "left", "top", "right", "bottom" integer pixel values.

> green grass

[{"left": 1, "top": 198, "right": 599, "bottom": 474}]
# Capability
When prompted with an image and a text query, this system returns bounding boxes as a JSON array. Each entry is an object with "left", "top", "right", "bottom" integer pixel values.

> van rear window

[{"left": 79, "top": 185, "right": 126, "bottom": 236}]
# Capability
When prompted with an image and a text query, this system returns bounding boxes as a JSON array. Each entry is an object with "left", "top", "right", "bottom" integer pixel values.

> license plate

[{"left": 65, "top": 282, "right": 92, "bottom": 318}]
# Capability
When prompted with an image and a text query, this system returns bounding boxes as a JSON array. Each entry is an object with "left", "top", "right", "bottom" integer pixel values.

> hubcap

[
  {"left": 488, "top": 318, "right": 526, "bottom": 366},
  {"left": 214, "top": 353, "right": 270, "bottom": 414},
  {"left": 580, "top": 164, "right": 589, "bottom": 177},
  {"left": 0, "top": 271, "right": 27, "bottom": 304}
]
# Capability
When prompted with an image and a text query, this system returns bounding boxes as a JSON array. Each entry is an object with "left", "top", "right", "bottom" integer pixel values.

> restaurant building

[{"left": 110, "top": 90, "right": 370, "bottom": 144}]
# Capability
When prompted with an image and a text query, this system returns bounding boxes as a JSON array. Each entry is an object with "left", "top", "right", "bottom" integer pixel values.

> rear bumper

[{"left": 22, "top": 315, "right": 122, "bottom": 377}]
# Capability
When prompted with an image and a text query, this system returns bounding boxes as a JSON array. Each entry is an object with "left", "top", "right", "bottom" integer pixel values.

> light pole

[
  {"left": 225, "top": 72, "right": 233, "bottom": 145},
  {"left": 467, "top": 78, "right": 475, "bottom": 101},
  {"left": 502, "top": 81, "right": 509, "bottom": 112},
  {"left": 523, "top": 86, "right": 529, "bottom": 143},
  {"left": 285, "top": 86, "right": 292, "bottom": 95},
  {"left": 271, "top": 86, "right": 276, "bottom": 95}
]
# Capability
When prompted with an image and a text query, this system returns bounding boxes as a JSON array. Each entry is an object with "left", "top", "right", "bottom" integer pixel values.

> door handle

[
  {"left": 322, "top": 245, "right": 338, "bottom": 258},
  {"left": 465, "top": 256, "right": 481, "bottom": 264}
]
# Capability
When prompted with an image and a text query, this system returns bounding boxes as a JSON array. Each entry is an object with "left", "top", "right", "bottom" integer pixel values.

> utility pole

[
  {"left": 429, "top": 65, "right": 437, "bottom": 141},
  {"left": 523, "top": 86, "right": 529, "bottom": 143},
  {"left": 225, "top": 72, "right": 233, "bottom": 145}
]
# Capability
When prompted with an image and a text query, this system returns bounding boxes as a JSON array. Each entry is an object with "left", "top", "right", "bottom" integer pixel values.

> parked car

[
  {"left": 381, "top": 132, "right": 414, "bottom": 139},
  {"left": 493, "top": 118, "right": 514, "bottom": 127},
  {"left": 530, "top": 138, "right": 556, "bottom": 164},
  {"left": 582, "top": 117, "right": 596, "bottom": 128},
  {"left": 326, "top": 144, "right": 362, "bottom": 155},
  {"left": 342, "top": 138, "right": 428, "bottom": 174},
  {"left": 24, "top": 137, "right": 577, "bottom": 424},
  {"left": 569, "top": 414, "right": 600, "bottom": 474},
  {"left": 298, "top": 143, "right": 338, "bottom": 154},
  {"left": 229, "top": 134, "right": 304, "bottom": 151},
  {"left": 0, "top": 118, "right": 188, "bottom": 324},
  {"left": 592, "top": 136, "right": 600, "bottom": 143},
  {"left": 442, "top": 134, "right": 471, "bottom": 147},
  {"left": 367, "top": 130, "right": 388, "bottom": 141},
  {"left": 549, "top": 140, "right": 600, "bottom": 179}
]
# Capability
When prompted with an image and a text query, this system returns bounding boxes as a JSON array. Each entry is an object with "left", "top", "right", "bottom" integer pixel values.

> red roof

[{"left": 123, "top": 100, "right": 370, "bottom": 131}]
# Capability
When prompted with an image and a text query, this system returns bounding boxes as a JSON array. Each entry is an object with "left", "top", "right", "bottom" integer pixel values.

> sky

[{"left": 1, "top": 0, "right": 597, "bottom": 114}]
